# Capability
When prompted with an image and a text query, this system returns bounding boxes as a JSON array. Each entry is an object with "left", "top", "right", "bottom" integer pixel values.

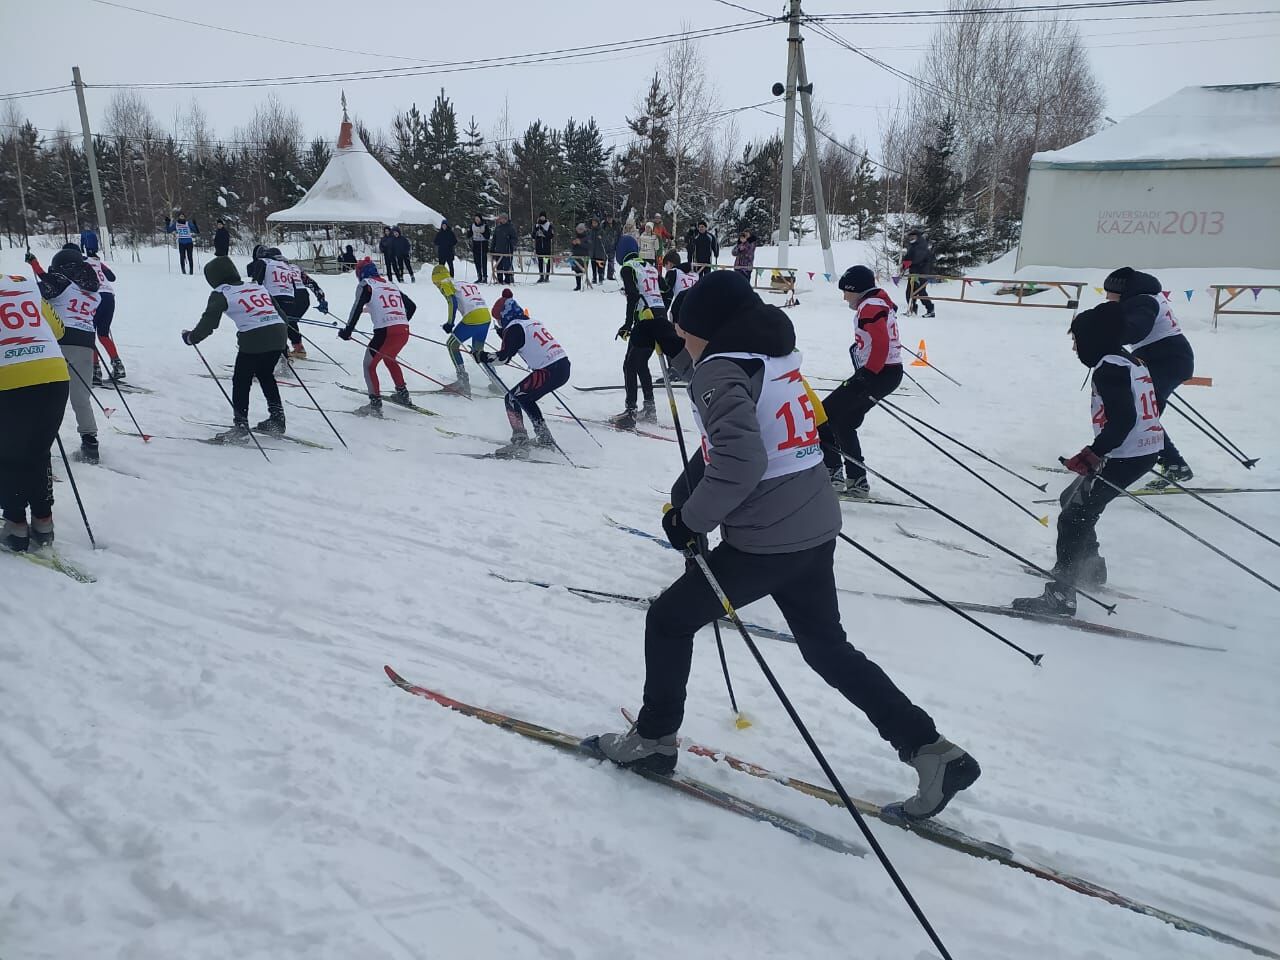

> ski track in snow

[{"left": 2, "top": 242, "right": 1278, "bottom": 959}]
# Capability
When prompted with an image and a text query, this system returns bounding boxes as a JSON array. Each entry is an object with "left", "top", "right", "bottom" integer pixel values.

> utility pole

[
  {"left": 796, "top": 41, "right": 835, "bottom": 278},
  {"left": 12, "top": 137, "right": 30, "bottom": 247},
  {"left": 72, "top": 67, "right": 110, "bottom": 257}
]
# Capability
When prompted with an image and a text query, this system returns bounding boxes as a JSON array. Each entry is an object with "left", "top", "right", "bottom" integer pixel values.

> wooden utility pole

[{"left": 73, "top": 66, "right": 110, "bottom": 256}]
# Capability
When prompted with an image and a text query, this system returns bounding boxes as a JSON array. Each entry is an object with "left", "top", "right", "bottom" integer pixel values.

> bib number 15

[{"left": 775, "top": 394, "right": 818, "bottom": 450}]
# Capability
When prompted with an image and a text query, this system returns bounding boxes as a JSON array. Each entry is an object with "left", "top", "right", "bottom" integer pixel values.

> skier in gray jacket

[{"left": 585, "top": 270, "right": 980, "bottom": 822}]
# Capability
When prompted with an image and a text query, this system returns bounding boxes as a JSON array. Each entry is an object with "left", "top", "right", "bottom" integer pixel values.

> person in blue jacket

[
  {"left": 165, "top": 212, "right": 200, "bottom": 275},
  {"left": 79, "top": 226, "right": 100, "bottom": 256}
]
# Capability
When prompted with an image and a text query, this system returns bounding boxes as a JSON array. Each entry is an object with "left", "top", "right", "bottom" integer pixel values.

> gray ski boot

[
  {"left": 882, "top": 738, "right": 981, "bottom": 822},
  {"left": 110, "top": 357, "right": 127, "bottom": 381},
  {"left": 532, "top": 421, "right": 556, "bottom": 449},
  {"left": 2, "top": 518, "right": 30, "bottom": 553},
  {"left": 840, "top": 476, "right": 871, "bottom": 499},
  {"left": 30, "top": 515, "right": 54, "bottom": 547},
  {"left": 1145, "top": 462, "right": 1193, "bottom": 490},
  {"left": 638, "top": 400, "right": 658, "bottom": 424},
  {"left": 610, "top": 406, "right": 638, "bottom": 430},
  {"left": 77, "top": 433, "right": 100, "bottom": 465},
  {"left": 582, "top": 725, "right": 678, "bottom": 775},
  {"left": 215, "top": 420, "right": 251, "bottom": 443},
  {"left": 445, "top": 370, "right": 472, "bottom": 398},
  {"left": 493, "top": 432, "right": 532, "bottom": 459},
  {"left": 389, "top": 385, "right": 412, "bottom": 407},
  {"left": 355, "top": 395, "right": 384, "bottom": 418},
  {"left": 254, "top": 404, "right": 286, "bottom": 437}
]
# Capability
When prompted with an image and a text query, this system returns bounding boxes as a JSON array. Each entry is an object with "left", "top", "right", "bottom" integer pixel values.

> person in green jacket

[{"left": 181, "top": 256, "right": 290, "bottom": 441}]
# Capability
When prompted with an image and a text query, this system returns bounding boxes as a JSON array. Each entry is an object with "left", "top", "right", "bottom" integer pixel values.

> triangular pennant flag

[
  {"left": 1252, "top": 287, "right": 1263, "bottom": 300},
  {"left": 891, "top": 275, "right": 901, "bottom": 286},
  {"left": 962, "top": 278, "right": 971, "bottom": 285},
  {"left": 823, "top": 272, "right": 831, "bottom": 282},
  {"left": 911, "top": 339, "right": 929, "bottom": 367},
  {"left": 979, "top": 280, "right": 990, "bottom": 286},
  {"left": 1184, "top": 289, "right": 1194, "bottom": 301},
  {"left": 808, "top": 271, "right": 815, "bottom": 280},
  {"left": 1228, "top": 286, "right": 1241, "bottom": 297},
  {"left": 1162, "top": 290, "right": 1171, "bottom": 299},
  {"left": 1093, "top": 286, "right": 1104, "bottom": 295}
]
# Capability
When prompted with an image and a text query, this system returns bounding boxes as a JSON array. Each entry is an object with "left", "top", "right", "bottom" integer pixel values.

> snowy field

[{"left": 2, "top": 238, "right": 1278, "bottom": 960}]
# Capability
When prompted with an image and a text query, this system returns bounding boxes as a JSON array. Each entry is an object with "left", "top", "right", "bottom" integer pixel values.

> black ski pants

[
  {"left": 623, "top": 311, "right": 684, "bottom": 408},
  {"left": 178, "top": 244, "right": 194, "bottom": 275},
  {"left": 1134, "top": 336, "right": 1194, "bottom": 468},
  {"left": 907, "top": 275, "right": 933, "bottom": 314},
  {"left": 0, "top": 380, "right": 69, "bottom": 523},
  {"left": 472, "top": 242, "right": 489, "bottom": 282},
  {"left": 819, "top": 365, "right": 903, "bottom": 481},
  {"left": 231, "top": 350, "right": 283, "bottom": 423},
  {"left": 636, "top": 538, "right": 939, "bottom": 756},
  {"left": 1054, "top": 453, "right": 1158, "bottom": 576}
]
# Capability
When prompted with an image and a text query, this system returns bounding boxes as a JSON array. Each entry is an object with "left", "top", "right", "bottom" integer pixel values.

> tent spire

[{"left": 337, "top": 92, "right": 353, "bottom": 150}]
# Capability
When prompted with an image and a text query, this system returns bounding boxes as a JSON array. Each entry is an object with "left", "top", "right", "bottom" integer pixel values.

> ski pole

[
  {"left": 900, "top": 342, "right": 962, "bottom": 387},
  {"left": 873, "top": 400, "right": 1050, "bottom": 527},
  {"left": 686, "top": 549, "right": 954, "bottom": 960},
  {"left": 849, "top": 455, "right": 1117, "bottom": 615},
  {"left": 1164, "top": 394, "right": 1258, "bottom": 468},
  {"left": 546, "top": 388, "right": 603, "bottom": 448},
  {"left": 881, "top": 399, "right": 1047, "bottom": 492},
  {"left": 66, "top": 360, "right": 117, "bottom": 421},
  {"left": 898, "top": 364, "right": 940, "bottom": 404},
  {"left": 190, "top": 343, "right": 271, "bottom": 462},
  {"left": 484, "top": 363, "right": 578, "bottom": 468},
  {"left": 1142, "top": 466, "right": 1280, "bottom": 550},
  {"left": 1071, "top": 459, "right": 1280, "bottom": 594},
  {"left": 658, "top": 348, "right": 747, "bottom": 730},
  {"left": 349, "top": 330, "right": 461, "bottom": 393},
  {"left": 299, "top": 330, "right": 349, "bottom": 374},
  {"left": 838, "top": 532, "right": 1042, "bottom": 663},
  {"left": 93, "top": 345, "right": 152, "bottom": 442},
  {"left": 54, "top": 434, "right": 98, "bottom": 549},
  {"left": 282, "top": 358, "right": 348, "bottom": 449}
]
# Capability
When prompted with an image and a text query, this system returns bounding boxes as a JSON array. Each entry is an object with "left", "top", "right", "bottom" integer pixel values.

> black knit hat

[
  {"left": 1103, "top": 267, "right": 1134, "bottom": 296},
  {"left": 676, "top": 269, "right": 760, "bottom": 340},
  {"left": 838, "top": 265, "right": 876, "bottom": 294}
]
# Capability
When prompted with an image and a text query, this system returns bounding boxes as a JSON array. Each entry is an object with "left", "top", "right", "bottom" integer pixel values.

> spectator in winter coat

[
  {"left": 588, "top": 217, "right": 607, "bottom": 284},
  {"left": 569, "top": 223, "right": 590, "bottom": 291},
  {"left": 433, "top": 219, "right": 457, "bottom": 277},
  {"left": 684, "top": 226, "right": 698, "bottom": 265},
  {"left": 638, "top": 221, "right": 659, "bottom": 265},
  {"left": 491, "top": 213, "right": 518, "bottom": 285},
  {"left": 165, "top": 212, "right": 199, "bottom": 275},
  {"left": 79, "top": 227, "right": 99, "bottom": 256},
  {"left": 599, "top": 215, "right": 621, "bottom": 279},
  {"left": 902, "top": 229, "right": 936, "bottom": 317},
  {"left": 213, "top": 219, "right": 231, "bottom": 257},
  {"left": 469, "top": 214, "right": 490, "bottom": 282},
  {"left": 690, "top": 221, "right": 719, "bottom": 273},
  {"left": 338, "top": 245, "right": 358, "bottom": 271},
  {"left": 531, "top": 212, "right": 554, "bottom": 283},
  {"left": 391, "top": 227, "right": 415, "bottom": 283},
  {"left": 379, "top": 226, "right": 395, "bottom": 279},
  {"left": 731, "top": 231, "right": 758, "bottom": 278}
]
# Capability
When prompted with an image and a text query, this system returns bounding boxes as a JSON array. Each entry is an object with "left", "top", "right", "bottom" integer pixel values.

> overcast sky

[{"left": 2, "top": 0, "right": 1276, "bottom": 158}]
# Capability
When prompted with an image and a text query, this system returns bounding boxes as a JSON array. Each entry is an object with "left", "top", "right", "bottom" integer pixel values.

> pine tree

[
  {"left": 710, "top": 136, "right": 782, "bottom": 242},
  {"left": 561, "top": 118, "right": 611, "bottom": 227},
  {"left": 848, "top": 154, "right": 883, "bottom": 240},
  {"left": 618, "top": 73, "right": 673, "bottom": 223},
  {"left": 511, "top": 120, "right": 563, "bottom": 235},
  {"left": 457, "top": 116, "right": 491, "bottom": 218}
]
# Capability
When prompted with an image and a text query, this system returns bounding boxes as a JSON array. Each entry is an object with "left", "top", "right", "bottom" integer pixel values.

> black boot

[
  {"left": 610, "top": 406, "right": 637, "bottom": 430},
  {"left": 77, "top": 433, "right": 100, "bottom": 465},
  {"left": 255, "top": 404, "right": 286, "bottom": 436},
  {"left": 1012, "top": 582, "right": 1076, "bottom": 617}
]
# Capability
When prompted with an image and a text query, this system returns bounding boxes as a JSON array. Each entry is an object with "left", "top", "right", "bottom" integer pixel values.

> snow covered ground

[{"left": 2, "top": 239, "right": 1278, "bottom": 960}]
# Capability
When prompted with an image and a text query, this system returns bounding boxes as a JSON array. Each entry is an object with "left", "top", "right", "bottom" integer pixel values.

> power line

[
  {"left": 807, "top": 0, "right": 1224, "bottom": 21},
  {"left": 0, "top": 84, "right": 73, "bottom": 103}
]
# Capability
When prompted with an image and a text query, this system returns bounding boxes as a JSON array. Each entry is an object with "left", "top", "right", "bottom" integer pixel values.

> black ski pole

[
  {"left": 1142, "top": 466, "right": 1280, "bottom": 550},
  {"left": 1070, "top": 459, "right": 1280, "bottom": 594},
  {"left": 838, "top": 532, "right": 1042, "bottom": 664},
  {"left": 686, "top": 550, "right": 954, "bottom": 960},
  {"left": 882, "top": 399, "right": 1047, "bottom": 492},
  {"left": 658, "top": 349, "right": 746, "bottom": 729},
  {"left": 299, "top": 330, "right": 349, "bottom": 374},
  {"left": 478, "top": 332, "right": 602, "bottom": 448},
  {"left": 484, "top": 362, "right": 578, "bottom": 468},
  {"left": 54, "top": 435, "right": 97, "bottom": 549},
  {"left": 898, "top": 365, "right": 941, "bottom": 404},
  {"left": 1164, "top": 394, "right": 1258, "bottom": 468},
  {"left": 850, "top": 455, "right": 1117, "bottom": 614},
  {"left": 283, "top": 358, "right": 348, "bottom": 449},
  {"left": 900, "top": 342, "right": 962, "bottom": 387},
  {"left": 873, "top": 400, "right": 1051, "bottom": 527},
  {"left": 190, "top": 343, "right": 271, "bottom": 462},
  {"left": 93, "top": 345, "right": 151, "bottom": 441}
]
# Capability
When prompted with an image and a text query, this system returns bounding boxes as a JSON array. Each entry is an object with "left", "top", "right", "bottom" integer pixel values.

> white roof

[
  {"left": 1031, "top": 83, "right": 1280, "bottom": 170},
  {"left": 268, "top": 115, "right": 444, "bottom": 226}
]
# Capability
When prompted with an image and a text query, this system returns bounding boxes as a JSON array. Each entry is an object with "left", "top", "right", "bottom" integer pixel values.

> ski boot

[
  {"left": 92, "top": 358, "right": 104, "bottom": 387},
  {"left": 77, "top": 433, "right": 100, "bottom": 465},
  {"left": 1050, "top": 554, "right": 1107, "bottom": 588},
  {"left": 288, "top": 343, "right": 308, "bottom": 360},
  {"left": 610, "top": 406, "right": 638, "bottom": 431},
  {"left": 839, "top": 477, "right": 871, "bottom": 499},
  {"left": 881, "top": 738, "right": 981, "bottom": 822},
  {"left": 1012, "top": 581, "right": 1077, "bottom": 617},
  {"left": 581, "top": 725, "right": 678, "bottom": 775},
  {"left": 355, "top": 395, "right": 384, "bottom": 418},
  {"left": 444, "top": 371, "right": 472, "bottom": 398},
  {"left": 215, "top": 420, "right": 251, "bottom": 443},
  {"left": 30, "top": 515, "right": 54, "bottom": 548},
  {"left": 254, "top": 404, "right": 287, "bottom": 437},
  {"left": 389, "top": 385, "right": 413, "bottom": 407},
  {"left": 532, "top": 421, "right": 556, "bottom": 449},
  {"left": 638, "top": 400, "right": 658, "bottom": 424},
  {"left": 828, "top": 466, "right": 846, "bottom": 491},
  {"left": 493, "top": 432, "right": 532, "bottom": 460},
  {"left": 1144, "top": 462, "right": 1193, "bottom": 490},
  {"left": 2, "top": 518, "right": 30, "bottom": 553},
  {"left": 110, "top": 357, "right": 127, "bottom": 381}
]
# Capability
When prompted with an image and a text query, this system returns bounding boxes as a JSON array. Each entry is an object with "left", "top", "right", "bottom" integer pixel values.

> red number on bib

[
  {"left": 0, "top": 299, "right": 40, "bottom": 329},
  {"left": 379, "top": 293, "right": 401, "bottom": 309},
  {"left": 532, "top": 326, "right": 555, "bottom": 347},
  {"left": 1139, "top": 389, "right": 1159, "bottom": 421},
  {"left": 775, "top": 394, "right": 817, "bottom": 450}
]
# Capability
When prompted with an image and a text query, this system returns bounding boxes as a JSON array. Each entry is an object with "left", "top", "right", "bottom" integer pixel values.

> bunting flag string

[
  {"left": 1161, "top": 290, "right": 1171, "bottom": 299},
  {"left": 891, "top": 275, "right": 901, "bottom": 286},
  {"left": 1252, "top": 287, "right": 1263, "bottom": 300},
  {"left": 808, "top": 271, "right": 815, "bottom": 280},
  {"left": 1093, "top": 286, "right": 1104, "bottom": 295},
  {"left": 754, "top": 267, "right": 764, "bottom": 280},
  {"left": 1184, "top": 290, "right": 1194, "bottom": 302},
  {"left": 823, "top": 272, "right": 832, "bottom": 282}
]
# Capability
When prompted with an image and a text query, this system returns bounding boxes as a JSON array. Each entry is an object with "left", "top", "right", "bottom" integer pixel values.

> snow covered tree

[
  {"left": 561, "top": 118, "right": 611, "bottom": 227},
  {"left": 512, "top": 120, "right": 563, "bottom": 235},
  {"left": 710, "top": 136, "right": 782, "bottom": 242},
  {"left": 618, "top": 73, "right": 673, "bottom": 223}
]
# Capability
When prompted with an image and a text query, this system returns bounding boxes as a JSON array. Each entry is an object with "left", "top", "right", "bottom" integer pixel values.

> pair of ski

[
  {"left": 2, "top": 543, "right": 96, "bottom": 583},
  {"left": 385, "top": 666, "right": 1277, "bottom": 959},
  {"left": 545, "top": 411, "right": 676, "bottom": 443},
  {"left": 333, "top": 382, "right": 437, "bottom": 416},
  {"left": 435, "top": 428, "right": 586, "bottom": 468}
]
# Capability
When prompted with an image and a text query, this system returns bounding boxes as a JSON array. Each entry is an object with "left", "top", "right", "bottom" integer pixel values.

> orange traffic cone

[{"left": 911, "top": 339, "right": 929, "bottom": 367}]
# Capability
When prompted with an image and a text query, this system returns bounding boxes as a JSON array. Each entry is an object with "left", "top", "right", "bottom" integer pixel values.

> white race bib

[
  {"left": 850, "top": 294, "right": 902, "bottom": 368},
  {"left": 511, "top": 317, "right": 566, "bottom": 369},
  {"left": 1131, "top": 294, "right": 1182, "bottom": 350},
  {"left": 1091, "top": 355, "right": 1165, "bottom": 458},
  {"left": 364, "top": 278, "right": 408, "bottom": 329},
  {"left": 88, "top": 258, "right": 114, "bottom": 295},
  {"left": 262, "top": 259, "right": 301, "bottom": 299},
  {"left": 0, "top": 277, "right": 63, "bottom": 369},
  {"left": 217, "top": 283, "right": 286, "bottom": 333},
  {"left": 47, "top": 284, "right": 100, "bottom": 334}
]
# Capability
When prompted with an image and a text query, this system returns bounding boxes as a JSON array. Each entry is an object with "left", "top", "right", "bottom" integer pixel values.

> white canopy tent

[
  {"left": 268, "top": 100, "right": 444, "bottom": 231},
  {"left": 1016, "top": 83, "right": 1280, "bottom": 270}
]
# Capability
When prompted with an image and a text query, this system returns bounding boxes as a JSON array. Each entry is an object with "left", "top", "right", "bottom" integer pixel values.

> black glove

[
  {"left": 473, "top": 349, "right": 494, "bottom": 364},
  {"left": 661, "top": 508, "right": 698, "bottom": 554},
  {"left": 616, "top": 323, "right": 632, "bottom": 341},
  {"left": 442, "top": 321, "right": 455, "bottom": 334},
  {"left": 338, "top": 327, "right": 353, "bottom": 341},
  {"left": 180, "top": 329, "right": 193, "bottom": 345},
  {"left": 23, "top": 251, "right": 35, "bottom": 264},
  {"left": 317, "top": 299, "right": 329, "bottom": 314}
]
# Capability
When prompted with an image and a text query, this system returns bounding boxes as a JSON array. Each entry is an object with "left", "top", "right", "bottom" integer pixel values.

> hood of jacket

[
  {"left": 702, "top": 301, "right": 797, "bottom": 361},
  {"left": 1070, "top": 301, "right": 1126, "bottom": 368},
  {"left": 204, "top": 255, "right": 243, "bottom": 288}
]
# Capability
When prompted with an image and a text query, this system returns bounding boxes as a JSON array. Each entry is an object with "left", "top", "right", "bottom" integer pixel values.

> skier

[
  {"left": 1014, "top": 302, "right": 1165, "bottom": 615},
  {"left": 165, "top": 212, "right": 199, "bottom": 275},
  {"left": 584, "top": 270, "right": 980, "bottom": 822},
  {"left": 339, "top": 259, "right": 416, "bottom": 417},
  {"left": 431, "top": 264, "right": 505, "bottom": 397},
  {"left": 0, "top": 274, "right": 70, "bottom": 552},
  {"left": 247, "top": 245, "right": 327, "bottom": 366},
  {"left": 468, "top": 214, "right": 490, "bottom": 283},
  {"left": 819, "top": 265, "right": 903, "bottom": 498},
  {"left": 611, "top": 236, "right": 689, "bottom": 429},
  {"left": 85, "top": 249, "right": 126, "bottom": 384},
  {"left": 27, "top": 252, "right": 102, "bottom": 464},
  {"left": 474, "top": 295, "right": 570, "bottom": 459},
  {"left": 180, "top": 256, "right": 290, "bottom": 440},
  {"left": 659, "top": 250, "right": 698, "bottom": 312},
  {"left": 1103, "top": 267, "right": 1195, "bottom": 487},
  {"left": 902, "top": 228, "right": 936, "bottom": 318}
]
